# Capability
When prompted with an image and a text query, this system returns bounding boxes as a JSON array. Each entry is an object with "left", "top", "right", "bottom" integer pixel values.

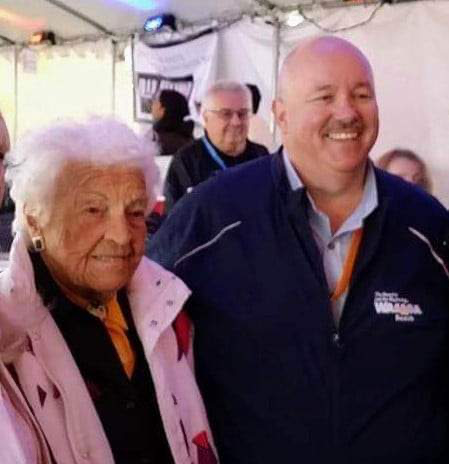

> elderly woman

[{"left": 0, "top": 117, "right": 217, "bottom": 464}]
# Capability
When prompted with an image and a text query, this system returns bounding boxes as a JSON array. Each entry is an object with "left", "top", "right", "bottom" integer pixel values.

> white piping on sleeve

[
  {"left": 408, "top": 227, "right": 449, "bottom": 279},
  {"left": 174, "top": 221, "right": 242, "bottom": 268}
]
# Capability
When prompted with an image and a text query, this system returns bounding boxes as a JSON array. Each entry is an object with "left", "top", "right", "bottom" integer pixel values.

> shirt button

[
  {"left": 327, "top": 242, "right": 335, "bottom": 250},
  {"left": 81, "top": 450, "right": 90, "bottom": 459},
  {"left": 150, "top": 320, "right": 158, "bottom": 327},
  {"left": 126, "top": 400, "right": 136, "bottom": 410},
  {"left": 332, "top": 333, "right": 341, "bottom": 347}
]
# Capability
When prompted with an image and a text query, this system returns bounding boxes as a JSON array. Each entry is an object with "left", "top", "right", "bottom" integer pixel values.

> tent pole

[
  {"left": 270, "top": 18, "right": 281, "bottom": 145},
  {"left": 112, "top": 40, "right": 116, "bottom": 115}
]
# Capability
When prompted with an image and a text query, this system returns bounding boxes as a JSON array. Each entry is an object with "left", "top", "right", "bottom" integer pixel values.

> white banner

[{"left": 133, "top": 32, "right": 218, "bottom": 122}]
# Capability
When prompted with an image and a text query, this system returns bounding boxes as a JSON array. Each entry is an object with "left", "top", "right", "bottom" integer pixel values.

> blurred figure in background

[
  {"left": 0, "top": 113, "right": 10, "bottom": 202},
  {"left": 0, "top": 112, "right": 13, "bottom": 252},
  {"left": 151, "top": 89, "right": 194, "bottom": 156},
  {"left": 377, "top": 148, "right": 432, "bottom": 193}
]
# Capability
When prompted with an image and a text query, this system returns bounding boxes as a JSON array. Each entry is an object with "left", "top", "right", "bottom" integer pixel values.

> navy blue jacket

[{"left": 149, "top": 152, "right": 449, "bottom": 464}]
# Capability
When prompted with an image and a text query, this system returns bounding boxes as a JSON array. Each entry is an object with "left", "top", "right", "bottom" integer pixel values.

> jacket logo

[{"left": 374, "top": 291, "right": 422, "bottom": 322}]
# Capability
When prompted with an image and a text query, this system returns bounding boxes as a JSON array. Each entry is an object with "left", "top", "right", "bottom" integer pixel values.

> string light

[{"left": 285, "top": 10, "right": 304, "bottom": 27}]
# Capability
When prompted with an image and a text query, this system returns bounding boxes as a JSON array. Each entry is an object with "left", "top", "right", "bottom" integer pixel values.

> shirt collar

[{"left": 282, "top": 148, "right": 378, "bottom": 236}]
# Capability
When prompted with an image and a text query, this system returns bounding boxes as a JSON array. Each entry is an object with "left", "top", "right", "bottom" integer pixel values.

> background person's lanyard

[{"left": 201, "top": 137, "right": 227, "bottom": 170}]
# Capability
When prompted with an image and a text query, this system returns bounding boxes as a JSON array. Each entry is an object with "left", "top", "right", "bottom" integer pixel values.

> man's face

[
  {"left": 203, "top": 90, "right": 250, "bottom": 156},
  {"left": 274, "top": 43, "right": 379, "bottom": 183},
  {"left": 32, "top": 163, "right": 148, "bottom": 303},
  {"left": 0, "top": 114, "right": 11, "bottom": 203}
]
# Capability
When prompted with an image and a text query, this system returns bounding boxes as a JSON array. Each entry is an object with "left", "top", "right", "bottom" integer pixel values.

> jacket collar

[
  {"left": 1, "top": 233, "right": 191, "bottom": 354},
  {"left": 269, "top": 149, "right": 392, "bottom": 292}
]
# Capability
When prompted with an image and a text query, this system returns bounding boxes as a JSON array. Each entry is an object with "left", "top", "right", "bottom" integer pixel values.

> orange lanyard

[{"left": 330, "top": 228, "right": 363, "bottom": 302}]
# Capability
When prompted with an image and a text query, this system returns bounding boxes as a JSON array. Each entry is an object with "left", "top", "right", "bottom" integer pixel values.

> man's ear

[
  {"left": 201, "top": 110, "right": 209, "bottom": 127},
  {"left": 272, "top": 99, "right": 288, "bottom": 134}
]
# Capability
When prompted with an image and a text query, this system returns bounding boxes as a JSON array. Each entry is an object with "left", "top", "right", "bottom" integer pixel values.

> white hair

[
  {"left": 5, "top": 116, "right": 160, "bottom": 238},
  {"left": 201, "top": 80, "right": 251, "bottom": 113}
]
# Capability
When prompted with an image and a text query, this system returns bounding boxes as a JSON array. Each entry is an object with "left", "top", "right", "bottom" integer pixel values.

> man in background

[
  {"left": 150, "top": 36, "right": 449, "bottom": 463},
  {"left": 163, "top": 80, "right": 269, "bottom": 212}
]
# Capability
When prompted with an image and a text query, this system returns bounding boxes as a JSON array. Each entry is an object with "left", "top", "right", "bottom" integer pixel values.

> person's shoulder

[
  {"left": 199, "top": 153, "right": 274, "bottom": 198},
  {"left": 133, "top": 255, "right": 189, "bottom": 290},
  {"left": 246, "top": 139, "right": 271, "bottom": 156},
  {"left": 167, "top": 139, "right": 206, "bottom": 177},
  {"left": 376, "top": 167, "right": 448, "bottom": 226},
  {"left": 172, "top": 138, "right": 203, "bottom": 160}
]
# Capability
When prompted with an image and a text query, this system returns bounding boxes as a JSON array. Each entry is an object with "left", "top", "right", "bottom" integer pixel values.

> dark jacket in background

[
  {"left": 163, "top": 136, "right": 269, "bottom": 212},
  {"left": 153, "top": 118, "right": 194, "bottom": 156},
  {"left": 0, "top": 211, "right": 13, "bottom": 252}
]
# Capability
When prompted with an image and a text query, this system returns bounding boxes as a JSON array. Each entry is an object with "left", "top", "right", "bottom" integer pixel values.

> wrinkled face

[
  {"left": 0, "top": 114, "right": 11, "bottom": 202},
  {"left": 29, "top": 163, "right": 148, "bottom": 303},
  {"left": 274, "top": 43, "right": 379, "bottom": 182},
  {"left": 386, "top": 157, "right": 425, "bottom": 187},
  {"left": 203, "top": 90, "right": 250, "bottom": 156}
]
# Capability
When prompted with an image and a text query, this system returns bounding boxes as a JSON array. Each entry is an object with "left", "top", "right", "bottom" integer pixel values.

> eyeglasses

[{"left": 206, "top": 108, "right": 251, "bottom": 121}]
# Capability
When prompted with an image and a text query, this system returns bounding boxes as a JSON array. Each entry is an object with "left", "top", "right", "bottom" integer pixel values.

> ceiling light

[
  {"left": 285, "top": 11, "right": 304, "bottom": 27},
  {"left": 143, "top": 14, "right": 176, "bottom": 33},
  {"left": 29, "top": 30, "right": 56, "bottom": 45}
]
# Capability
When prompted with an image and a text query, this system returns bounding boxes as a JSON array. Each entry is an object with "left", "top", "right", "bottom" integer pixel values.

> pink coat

[
  {"left": 0, "top": 361, "right": 51, "bottom": 463},
  {"left": 0, "top": 233, "right": 218, "bottom": 464}
]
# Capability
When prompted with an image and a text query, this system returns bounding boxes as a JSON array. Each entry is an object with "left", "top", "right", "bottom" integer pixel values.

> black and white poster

[{"left": 133, "top": 32, "right": 218, "bottom": 122}]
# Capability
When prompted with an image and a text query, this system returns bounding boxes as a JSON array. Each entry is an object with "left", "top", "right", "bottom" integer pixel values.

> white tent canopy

[
  {"left": 0, "top": 0, "right": 448, "bottom": 205},
  {"left": 0, "top": 0, "right": 313, "bottom": 44}
]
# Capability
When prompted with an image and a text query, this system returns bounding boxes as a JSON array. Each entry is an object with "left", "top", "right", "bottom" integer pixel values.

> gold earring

[{"left": 31, "top": 236, "right": 45, "bottom": 252}]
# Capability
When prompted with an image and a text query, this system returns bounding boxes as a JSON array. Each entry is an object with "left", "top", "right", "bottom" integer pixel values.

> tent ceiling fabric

[{"left": 0, "top": 0, "right": 354, "bottom": 44}]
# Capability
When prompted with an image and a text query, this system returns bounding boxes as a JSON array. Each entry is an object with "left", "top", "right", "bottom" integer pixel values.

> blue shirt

[{"left": 282, "top": 149, "right": 378, "bottom": 324}]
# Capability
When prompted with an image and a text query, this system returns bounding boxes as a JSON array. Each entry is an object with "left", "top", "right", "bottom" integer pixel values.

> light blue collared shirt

[{"left": 282, "top": 149, "right": 378, "bottom": 325}]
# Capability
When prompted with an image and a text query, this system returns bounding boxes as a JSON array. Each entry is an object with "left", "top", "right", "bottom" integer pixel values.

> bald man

[{"left": 149, "top": 36, "right": 449, "bottom": 463}]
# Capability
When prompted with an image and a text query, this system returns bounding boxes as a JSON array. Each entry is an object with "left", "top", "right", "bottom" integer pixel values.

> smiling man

[
  {"left": 149, "top": 36, "right": 449, "bottom": 463},
  {"left": 163, "top": 80, "right": 269, "bottom": 211}
]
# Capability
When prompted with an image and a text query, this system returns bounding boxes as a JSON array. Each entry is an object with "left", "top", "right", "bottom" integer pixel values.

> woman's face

[
  {"left": 30, "top": 162, "right": 148, "bottom": 303},
  {"left": 386, "top": 156, "right": 425, "bottom": 187},
  {"left": 151, "top": 98, "right": 165, "bottom": 121}
]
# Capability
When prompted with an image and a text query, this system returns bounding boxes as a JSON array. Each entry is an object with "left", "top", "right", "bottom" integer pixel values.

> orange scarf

[{"left": 103, "top": 297, "right": 135, "bottom": 379}]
